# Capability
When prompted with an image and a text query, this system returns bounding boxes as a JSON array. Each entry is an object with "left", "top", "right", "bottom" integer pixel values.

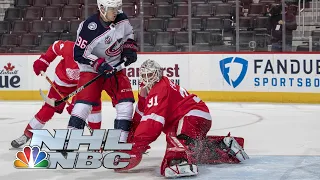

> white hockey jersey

[{"left": 73, "top": 12, "right": 134, "bottom": 73}]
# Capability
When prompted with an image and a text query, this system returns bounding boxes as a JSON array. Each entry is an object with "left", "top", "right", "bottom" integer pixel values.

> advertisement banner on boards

[
  {"left": 215, "top": 54, "right": 320, "bottom": 92},
  {"left": 0, "top": 56, "right": 28, "bottom": 90}
]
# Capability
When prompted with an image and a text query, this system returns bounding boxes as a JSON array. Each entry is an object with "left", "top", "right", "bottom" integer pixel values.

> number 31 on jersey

[{"left": 147, "top": 96, "right": 159, "bottom": 108}]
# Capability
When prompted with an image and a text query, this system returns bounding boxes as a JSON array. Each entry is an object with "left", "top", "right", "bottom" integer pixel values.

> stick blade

[{"left": 39, "top": 89, "right": 55, "bottom": 107}]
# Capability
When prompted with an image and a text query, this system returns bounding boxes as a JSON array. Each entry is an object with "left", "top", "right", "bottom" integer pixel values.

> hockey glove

[
  {"left": 113, "top": 149, "right": 143, "bottom": 172},
  {"left": 121, "top": 39, "right": 138, "bottom": 67},
  {"left": 91, "top": 58, "right": 114, "bottom": 78},
  {"left": 33, "top": 55, "right": 50, "bottom": 75}
]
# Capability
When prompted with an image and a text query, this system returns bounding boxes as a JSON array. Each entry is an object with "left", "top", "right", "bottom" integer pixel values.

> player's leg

[
  {"left": 161, "top": 135, "right": 199, "bottom": 178},
  {"left": 11, "top": 82, "right": 68, "bottom": 148},
  {"left": 160, "top": 115, "right": 211, "bottom": 178},
  {"left": 87, "top": 100, "right": 102, "bottom": 129},
  {"left": 103, "top": 70, "right": 134, "bottom": 143},
  {"left": 67, "top": 72, "right": 103, "bottom": 130},
  {"left": 200, "top": 134, "right": 249, "bottom": 164},
  {"left": 67, "top": 97, "right": 102, "bottom": 130},
  {"left": 176, "top": 115, "right": 249, "bottom": 164}
]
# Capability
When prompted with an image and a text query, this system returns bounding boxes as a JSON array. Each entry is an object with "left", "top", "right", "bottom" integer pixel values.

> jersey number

[
  {"left": 147, "top": 96, "right": 159, "bottom": 108},
  {"left": 179, "top": 87, "right": 189, "bottom": 98},
  {"left": 76, "top": 36, "right": 88, "bottom": 49}
]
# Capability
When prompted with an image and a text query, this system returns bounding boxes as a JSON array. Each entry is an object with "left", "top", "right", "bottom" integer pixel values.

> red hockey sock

[
  {"left": 24, "top": 104, "right": 55, "bottom": 138},
  {"left": 88, "top": 121, "right": 101, "bottom": 129},
  {"left": 24, "top": 117, "right": 45, "bottom": 138},
  {"left": 87, "top": 112, "right": 102, "bottom": 130}
]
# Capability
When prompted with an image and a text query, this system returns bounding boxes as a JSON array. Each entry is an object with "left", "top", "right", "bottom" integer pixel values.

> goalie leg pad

[
  {"left": 160, "top": 136, "right": 198, "bottom": 177},
  {"left": 197, "top": 134, "right": 249, "bottom": 164}
]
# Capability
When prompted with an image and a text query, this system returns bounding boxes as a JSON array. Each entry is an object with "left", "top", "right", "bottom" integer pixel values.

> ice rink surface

[{"left": 0, "top": 101, "right": 319, "bottom": 180}]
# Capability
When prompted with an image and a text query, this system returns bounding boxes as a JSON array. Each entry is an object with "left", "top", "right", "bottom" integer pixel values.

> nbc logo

[{"left": 14, "top": 146, "right": 49, "bottom": 168}]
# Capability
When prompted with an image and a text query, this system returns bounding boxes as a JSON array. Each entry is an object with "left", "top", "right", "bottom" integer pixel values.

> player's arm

[
  {"left": 32, "top": 40, "right": 64, "bottom": 75},
  {"left": 132, "top": 90, "right": 168, "bottom": 151},
  {"left": 115, "top": 90, "right": 168, "bottom": 172},
  {"left": 73, "top": 20, "right": 113, "bottom": 74},
  {"left": 120, "top": 13, "right": 138, "bottom": 67}
]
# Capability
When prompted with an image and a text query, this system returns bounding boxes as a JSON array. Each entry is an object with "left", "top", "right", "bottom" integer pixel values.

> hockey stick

[
  {"left": 40, "top": 60, "right": 124, "bottom": 107},
  {"left": 40, "top": 71, "right": 93, "bottom": 133},
  {"left": 40, "top": 71, "right": 71, "bottom": 106}
]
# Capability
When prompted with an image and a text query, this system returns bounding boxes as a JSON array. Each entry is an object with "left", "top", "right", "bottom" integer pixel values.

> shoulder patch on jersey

[{"left": 88, "top": 22, "right": 97, "bottom": 30}]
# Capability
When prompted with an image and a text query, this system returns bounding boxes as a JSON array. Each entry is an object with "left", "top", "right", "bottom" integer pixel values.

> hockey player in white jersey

[{"left": 67, "top": 0, "right": 137, "bottom": 142}]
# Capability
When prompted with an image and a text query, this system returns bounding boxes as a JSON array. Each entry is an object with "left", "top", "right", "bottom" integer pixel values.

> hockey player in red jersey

[
  {"left": 11, "top": 40, "right": 102, "bottom": 148},
  {"left": 115, "top": 59, "right": 249, "bottom": 178}
]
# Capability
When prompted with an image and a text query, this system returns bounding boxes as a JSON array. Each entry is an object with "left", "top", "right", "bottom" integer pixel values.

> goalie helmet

[
  {"left": 139, "top": 59, "right": 163, "bottom": 90},
  {"left": 97, "top": 0, "right": 122, "bottom": 20}
]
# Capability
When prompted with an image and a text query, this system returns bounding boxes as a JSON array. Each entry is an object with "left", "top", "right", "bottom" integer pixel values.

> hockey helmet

[
  {"left": 139, "top": 59, "right": 163, "bottom": 90},
  {"left": 97, "top": 0, "right": 122, "bottom": 20}
]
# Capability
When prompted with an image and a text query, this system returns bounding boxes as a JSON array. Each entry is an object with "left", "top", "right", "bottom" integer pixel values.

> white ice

[{"left": 0, "top": 101, "right": 319, "bottom": 180}]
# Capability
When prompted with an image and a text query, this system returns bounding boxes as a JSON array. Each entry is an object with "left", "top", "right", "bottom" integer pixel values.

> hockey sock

[
  {"left": 24, "top": 104, "right": 55, "bottom": 138},
  {"left": 24, "top": 116, "right": 46, "bottom": 138},
  {"left": 87, "top": 112, "right": 102, "bottom": 129},
  {"left": 114, "top": 119, "right": 131, "bottom": 142},
  {"left": 115, "top": 102, "right": 133, "bottom": 142}
]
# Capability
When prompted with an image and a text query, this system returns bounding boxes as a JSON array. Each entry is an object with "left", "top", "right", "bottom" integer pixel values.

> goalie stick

[{"left": 40, "top": 60, "right": 124, "bottom": 107}]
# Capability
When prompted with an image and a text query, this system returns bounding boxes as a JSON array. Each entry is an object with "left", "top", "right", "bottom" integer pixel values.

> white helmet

[
  {"left": 139, "top": 59, "right": 163, "bottom": 90},
  {"left": 97, "top": 0, "right": 122, "bottom": 17}
]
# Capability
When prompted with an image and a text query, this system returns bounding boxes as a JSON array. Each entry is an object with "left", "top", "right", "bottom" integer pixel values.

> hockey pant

[{"left": 68, "top": 71, "right": 134, "bottom": 142}]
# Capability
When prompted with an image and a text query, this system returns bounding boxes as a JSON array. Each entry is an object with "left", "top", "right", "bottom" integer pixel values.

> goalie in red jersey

[
  {"left": 115, "top": 59, "right": 249, "bottom": 178},
  {"left": 11, "top": 40, "right": 102, "bottom": 148}
]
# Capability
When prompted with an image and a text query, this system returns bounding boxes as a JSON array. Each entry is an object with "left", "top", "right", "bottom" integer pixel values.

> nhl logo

[{"left": 105, "top": 36, "right": 112, "bottom": 44}]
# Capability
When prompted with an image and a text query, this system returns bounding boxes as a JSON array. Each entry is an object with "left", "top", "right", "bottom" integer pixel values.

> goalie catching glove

[{"left": 121, "top": 39, "right": 138, "bottom": 67}]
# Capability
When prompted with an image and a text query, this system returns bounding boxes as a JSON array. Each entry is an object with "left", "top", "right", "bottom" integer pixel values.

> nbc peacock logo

[{"left": 14, "top": 146, "right": 49, "bottom": 168}]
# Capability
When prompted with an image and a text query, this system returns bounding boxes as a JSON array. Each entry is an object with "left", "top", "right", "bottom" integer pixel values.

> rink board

[
  {"left": 1, "top": 90, "right": 320, "bottom": 104},
  {"left": 1, "top": 53, "right": 320, "bottom": 103}
]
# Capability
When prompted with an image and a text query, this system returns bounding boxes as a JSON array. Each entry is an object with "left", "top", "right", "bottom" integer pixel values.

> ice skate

[
  {"left": 164, "top": 159, "right": 198, "bottom": 178},
  {"left": 11, "top": 134, "right": 30, "bottom": 148},
  {"left": 223, "top": 136, "right": 249, "bottom": 162}
]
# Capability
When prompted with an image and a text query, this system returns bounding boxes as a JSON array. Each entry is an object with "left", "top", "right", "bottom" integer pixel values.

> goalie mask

[
  {"left": 139, "top": 59, "right": 163, "bottom": 91},
  {"left": 97, "top": 0, "right": 122, "bottom": 22}
]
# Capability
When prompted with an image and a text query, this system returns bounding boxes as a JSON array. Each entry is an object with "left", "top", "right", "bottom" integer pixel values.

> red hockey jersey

[
  {"left": 131, "top": 77, "right": 212, "bottom": 152},
  {"left": 41, "top": 40, "right": 79, "bottom": 87}
]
